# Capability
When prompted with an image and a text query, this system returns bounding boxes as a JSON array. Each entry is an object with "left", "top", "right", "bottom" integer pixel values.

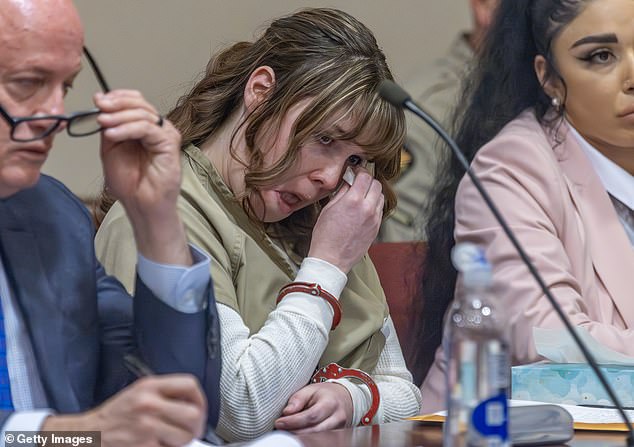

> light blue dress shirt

[{"left": 0, "top": 244, "right": 210, "bottom": 442}]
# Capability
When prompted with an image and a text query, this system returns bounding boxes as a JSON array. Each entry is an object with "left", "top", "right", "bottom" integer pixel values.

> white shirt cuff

[
  {"left": 1, "top": 410, "right": 54, "bottom": 447},
  {"left": 295, "top": 257, "right": 347, "bottom": 298},
  {"left": 136, "top": 244, "right": 210, "bottom": 313},
  {"left": 328, "top": 378, "right": 373, "bottom": 426},
  {"left": 274, "top": 257, "right": 347, "bottom": 330}
]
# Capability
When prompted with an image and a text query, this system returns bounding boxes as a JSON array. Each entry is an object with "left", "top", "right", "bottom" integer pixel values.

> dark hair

[
  {"left": 419, "top": 0, "right": 591, "bottom": 376},
  {"left": 95, "top": 8, "right": 404, "bottom": 257}
]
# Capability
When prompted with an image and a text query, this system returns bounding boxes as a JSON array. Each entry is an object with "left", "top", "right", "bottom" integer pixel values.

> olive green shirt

[{"left": 96, "top": 144, "right": 388, "bottom": 372}]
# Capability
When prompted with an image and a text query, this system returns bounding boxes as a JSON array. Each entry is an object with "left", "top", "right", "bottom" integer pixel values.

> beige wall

[{"left": 43, "top": 1, "right": 470, "bottom": 197}]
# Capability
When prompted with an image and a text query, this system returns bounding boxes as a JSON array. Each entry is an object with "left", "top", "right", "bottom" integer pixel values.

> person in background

[
  {"left": 0, "top": 0, "right": 221, "bottom": 445},
  {"left": 378, "top": 0, "right": 498, "bottom": 242},
  {"left": 95, "top": 8, "right": 422, "bottom": 442},
  {"left": 421, "top": 0, "right": 634, "bottom": 412}
]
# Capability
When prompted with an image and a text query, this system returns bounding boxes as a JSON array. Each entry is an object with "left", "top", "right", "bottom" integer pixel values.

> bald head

[
  {"left": 0, "top": 0, "right": 85, "bottom": 198},
  {"left": 0, "top": 0, "right": 84, "bottom": 51}
]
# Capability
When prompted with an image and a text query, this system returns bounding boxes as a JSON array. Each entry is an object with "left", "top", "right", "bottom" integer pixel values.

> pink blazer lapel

[{"left": 553, "top": 126, "right": 634, "bottom": 325}]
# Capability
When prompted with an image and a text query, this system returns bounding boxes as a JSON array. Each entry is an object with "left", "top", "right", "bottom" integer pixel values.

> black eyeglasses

[{"left": 0, "top": 47, "right": 111, "bottom": 143}]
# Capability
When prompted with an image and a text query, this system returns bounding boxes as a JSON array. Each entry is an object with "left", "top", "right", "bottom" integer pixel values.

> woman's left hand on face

[
  {"left": 274, "top": 382, "right": 353, "bottom": 434},
  {"left": 95, "top": 90, "right": 182, "bottom": 217}
]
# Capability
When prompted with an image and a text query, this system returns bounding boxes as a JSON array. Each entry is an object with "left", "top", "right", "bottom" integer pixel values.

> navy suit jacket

[{"left": 0, "top": 175, "right": 221, "bottom": 427}]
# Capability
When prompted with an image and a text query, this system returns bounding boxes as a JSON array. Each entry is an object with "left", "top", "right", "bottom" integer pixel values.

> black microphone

[{"left": 379, "top": 79, "right": 634, "bottom": 447}]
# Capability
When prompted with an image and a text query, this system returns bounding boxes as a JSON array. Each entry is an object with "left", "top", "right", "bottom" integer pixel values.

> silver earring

[{"left": 551, "top": 97, "right": 562, "bottom": 112}]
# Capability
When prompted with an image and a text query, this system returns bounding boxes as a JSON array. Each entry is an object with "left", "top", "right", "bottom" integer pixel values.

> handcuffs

[{"left": 311, "top": 362, "right": 380, "bottom": 425}]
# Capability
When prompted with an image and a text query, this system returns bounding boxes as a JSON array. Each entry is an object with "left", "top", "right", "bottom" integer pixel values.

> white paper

[
  {"left": 561, "top": 404, "right": 634, "bottom": 424},
  {"left": 185, "top": 440, "right": 212, "bottom": 447},
  {"left": 185, "top": 432, "right": 303, "bottom": 447},
  {"left": 434, "top": 399, "right": 634, "bottom": 424},
  {"left": 533, "top": 326, "right": 634, "bottom": 364},
  {"left": 511, "top": 399, "right": 634, "bottom": 424}
]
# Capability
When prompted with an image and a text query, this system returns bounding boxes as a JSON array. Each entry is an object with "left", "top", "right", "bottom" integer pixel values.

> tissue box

[{"left": 512, "top": 363, "right": 634, "bottom": 407}]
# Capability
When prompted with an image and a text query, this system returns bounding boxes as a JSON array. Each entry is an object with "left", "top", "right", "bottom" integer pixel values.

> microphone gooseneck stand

[{"left": 378, "top": 79, "right": 634, "bottom": 447}]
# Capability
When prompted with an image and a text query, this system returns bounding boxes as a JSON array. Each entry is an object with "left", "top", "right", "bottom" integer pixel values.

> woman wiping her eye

[{"left": 94, "top": 8, "right": 421, "bottom": 442}]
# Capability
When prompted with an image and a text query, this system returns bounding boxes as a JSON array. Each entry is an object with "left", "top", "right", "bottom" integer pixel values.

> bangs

[
  {"left": 291, "top": 84, "right": 405, "bottom": 182},
  {"left": 340, "top": 92, "right": 405, "bottom": 165}
]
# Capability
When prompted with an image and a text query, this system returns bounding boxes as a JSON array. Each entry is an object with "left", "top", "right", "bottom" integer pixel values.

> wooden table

[{"left": 283, "top": 421, "right": 627, "bottom": 447}]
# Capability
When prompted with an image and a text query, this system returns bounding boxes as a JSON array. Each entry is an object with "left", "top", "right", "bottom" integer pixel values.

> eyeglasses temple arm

[{"left": 82, "top": 46, "right": 111, "bottom": 93}]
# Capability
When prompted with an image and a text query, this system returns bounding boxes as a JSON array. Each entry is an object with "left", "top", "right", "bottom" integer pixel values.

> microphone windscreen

[{"left": 378, "top": 80, "right": 411, "bottom": 108}]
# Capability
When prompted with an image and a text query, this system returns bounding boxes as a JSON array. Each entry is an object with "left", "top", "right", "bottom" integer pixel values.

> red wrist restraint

[
  {"left": 276, "top": 281, "right": 342, "bottom": 331},
  {"left": 311, "top": 362, "right": 380, "bottom": 426}
]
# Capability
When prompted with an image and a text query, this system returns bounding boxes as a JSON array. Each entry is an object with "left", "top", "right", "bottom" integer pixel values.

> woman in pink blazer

[{"left": 420, "top": 0, "right": 634, "bottom": 413}]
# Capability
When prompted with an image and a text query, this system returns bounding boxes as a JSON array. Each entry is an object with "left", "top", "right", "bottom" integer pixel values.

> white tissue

[
  {"left": 342, "top": 166, "right": 356, "bottom": 185},
  {"left": 533, "top": 326, "right": 634, "bottom": 364}
]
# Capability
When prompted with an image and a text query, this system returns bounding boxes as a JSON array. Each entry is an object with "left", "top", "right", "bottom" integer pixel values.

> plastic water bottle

[{"left": 443, "top": 243, "right": 510, "bottom": 447}]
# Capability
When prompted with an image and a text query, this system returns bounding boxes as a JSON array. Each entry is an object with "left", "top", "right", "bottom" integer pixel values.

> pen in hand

[
  {"left": 123, "top": 353, "right": 154, "bottom": 377},
  {"left": 123, "top": 354, "right": 224, "bottom": 446}
]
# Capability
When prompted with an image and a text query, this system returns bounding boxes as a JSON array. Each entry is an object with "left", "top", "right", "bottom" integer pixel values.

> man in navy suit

[{"left": 0, "top": 0, "right": 220, "bottom": 445}]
